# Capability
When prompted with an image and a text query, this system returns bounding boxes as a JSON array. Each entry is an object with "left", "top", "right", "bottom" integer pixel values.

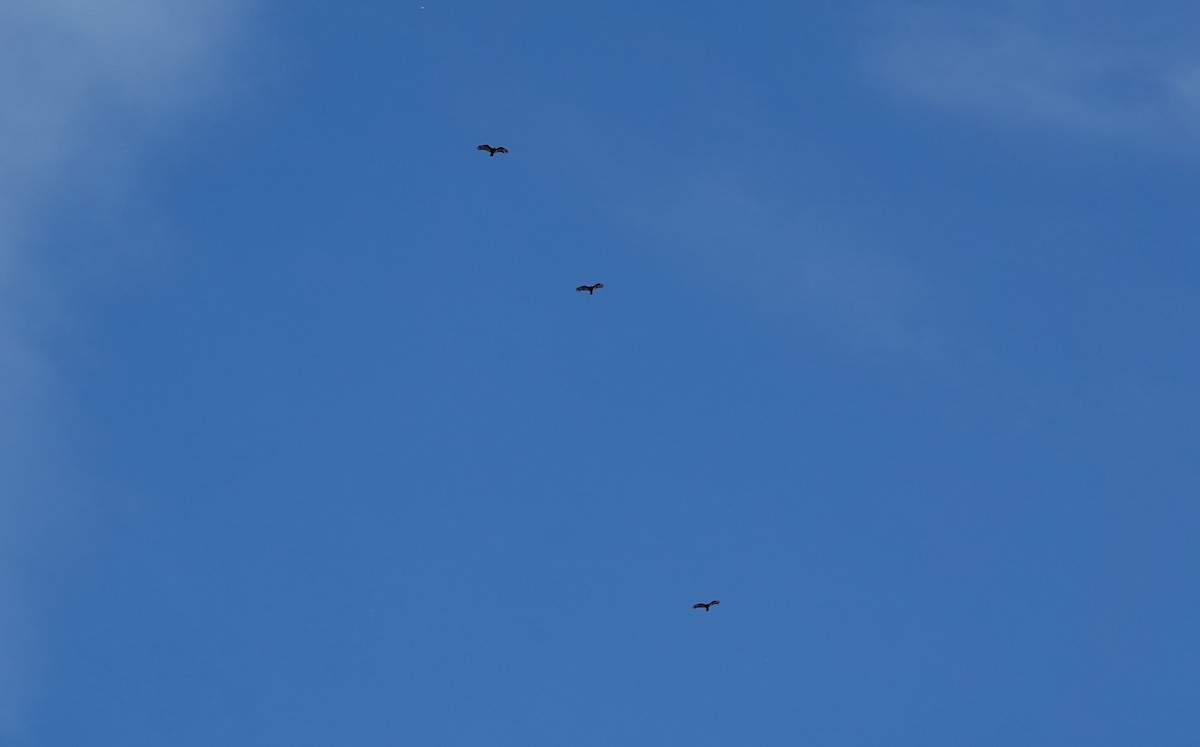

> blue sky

[{"left": 3, "top": 1, "right": 1199, "bottom": 744}]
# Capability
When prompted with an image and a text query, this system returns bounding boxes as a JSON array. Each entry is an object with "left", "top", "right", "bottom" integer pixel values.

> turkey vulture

[
  {"left": 576, "top": 283, "right": 604, "bottom": 294},
  {"left": 692, "top": 600, "right": 720, "bottom": 612},
  {"left": 477, "top": 144, "right": 508, "bottom": 157}
]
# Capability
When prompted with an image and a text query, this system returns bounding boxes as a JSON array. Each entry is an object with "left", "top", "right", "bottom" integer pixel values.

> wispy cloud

[
  {"left": 0, "top": 1, "right": 252, "bottom": 739},
  {"left": 863, "top": 3, "right": 1200, "bottom": 148},
  {"left": 635, "top": 169, "right": 938, "bottom": 354}
]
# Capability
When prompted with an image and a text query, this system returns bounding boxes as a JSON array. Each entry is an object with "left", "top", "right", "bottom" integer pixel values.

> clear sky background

[{"left": 3, "top": 1, "right": 1199, "bottom": 744}]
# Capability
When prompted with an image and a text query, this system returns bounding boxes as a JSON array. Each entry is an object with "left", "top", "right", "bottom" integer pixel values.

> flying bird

[
  {"left": 576, "top": 283, "right": 604, "bottom": 295},
  {"left": 692, "top": 600, "right": 720, "bottom": 612},
  {"left": 477, "top": 144, "right": 508, "bottom": 157}
]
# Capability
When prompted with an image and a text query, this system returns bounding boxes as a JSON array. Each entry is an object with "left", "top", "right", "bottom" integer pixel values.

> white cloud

[
  {"left": 0, "top": 1, "right": 252, "bottom": 739},
  {"left": 863, "top": 3, "right": 1200, "bottom": 148}
]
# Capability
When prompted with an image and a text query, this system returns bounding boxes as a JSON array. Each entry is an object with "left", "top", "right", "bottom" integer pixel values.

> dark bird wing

[
  {"left": 692, "top": 603, "right": 706, "bottom": 609},
  {"left": 576, "top": 285, "right": 590, "bottom": 292},
  {"left": 710, "top": 600, "right": 720, "bottom": 606},
  {"left": 592, "top": 283, "right": 603, "bottom": 289},
  {"left": 477, "top": 144, "right": 493, "bottom": 152},
  {"left": 495, "top": 147, "right": 508, "bottom": 153}
]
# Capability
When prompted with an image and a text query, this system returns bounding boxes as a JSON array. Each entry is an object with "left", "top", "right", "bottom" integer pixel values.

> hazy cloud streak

[
  {"left": 0, "top": 1, "right": 251, "bottom": 739},
  {"left": 635, "top": 169, "right": 938, "bottom": 354},
  {"left": 863, "top": 3, "right": 1200, "bottom": 148}
]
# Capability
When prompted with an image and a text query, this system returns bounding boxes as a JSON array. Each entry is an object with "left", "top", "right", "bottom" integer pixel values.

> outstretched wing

[
  {"left": 692, "top": 603, "right": 706, "bottom": 609},
  {"left": 592, "top": 283, "right": 603, "bottom": 290},
  {"left": 477, "top": 144, "right": 493, "bottom": 152},
  {"left": 494, "top": 147, "right": 508, "bottom": 154},
  {"left": 576, "top": 285, "right": 590, "bottom": 292},
  {"left": 710, "top": 600, "right": 720, "bottom": 606}
]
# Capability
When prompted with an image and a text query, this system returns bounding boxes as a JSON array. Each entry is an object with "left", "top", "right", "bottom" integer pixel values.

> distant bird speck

[
  {"left": 576, "top": 283, "right": 604, "bottom": 295},
  {"left": 692, "top": 600, "right": 720, "bottom": 612},
  {"left": 477, "top": 144, "right": 508, "bottom": 157}
]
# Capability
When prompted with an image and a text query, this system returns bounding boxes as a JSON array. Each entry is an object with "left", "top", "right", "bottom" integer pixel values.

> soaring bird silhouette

[
  {"left": 576, "top": 283, "right": 604, "bottom": 295},
  {"left": 692, "top": 600, "right": 720, "bottom": 612},
  {"left": 477, "top": 144, "right": 508, "bottom": 157}
]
